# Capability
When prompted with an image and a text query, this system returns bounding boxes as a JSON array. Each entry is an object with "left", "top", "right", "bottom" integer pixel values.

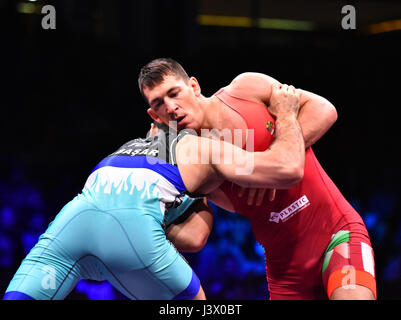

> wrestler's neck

[{"left": 197, "top": 95, "right": 237, "bottom": 131}]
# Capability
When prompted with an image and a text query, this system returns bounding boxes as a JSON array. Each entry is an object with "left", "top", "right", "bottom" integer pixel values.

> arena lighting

[
  {"left": 364, "top": 18, "right": 401, "bottom": 34},
  {"left": 197, "top": 14, "right": 315, "bottom": 31},
  {"left": 16, "top": 2, "right": 40, "bottom": 14},
  {"left": 198, "top": 15, "right": 252, "bottom": 28},
  {"left": 256, "top": 18, "right": 315, "bottom": 31}
]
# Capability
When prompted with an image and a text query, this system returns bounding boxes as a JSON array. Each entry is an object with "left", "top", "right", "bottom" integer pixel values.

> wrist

[{"left": 276, "top": 112, "right": 298, "bottom": 122}]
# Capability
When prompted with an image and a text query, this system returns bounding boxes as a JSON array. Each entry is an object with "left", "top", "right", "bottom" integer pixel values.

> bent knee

[{"left": 330, "top": 284, "right": 375, "bottom": 300}]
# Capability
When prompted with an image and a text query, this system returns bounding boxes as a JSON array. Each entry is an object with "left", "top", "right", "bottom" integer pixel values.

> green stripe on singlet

[{"left": 322, "top": 230, "right": 350, "bottom": 274}]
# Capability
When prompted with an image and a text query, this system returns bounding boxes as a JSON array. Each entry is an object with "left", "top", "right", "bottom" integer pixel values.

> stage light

[
  {"left": 365, "top": 19, "right": 401, "bottom": 34},
  {"left": 16, "top": 2, "right": 39, "bottom": 14},
  {"left": 198, "top": 15, "right": 252, "bottom": 28},
  {"left": 257, "top": 18, "right": 315, "bottom": 31},
  {"left": 197, "top": 14, "right": 315, "bottom": 31}
]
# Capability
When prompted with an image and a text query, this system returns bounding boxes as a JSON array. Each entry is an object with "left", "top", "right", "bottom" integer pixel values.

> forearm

[
  {"left": 166, "top": 223, "right": 195, "bottom": 252},
  {"left": 253, "top": 114, "right": 305, "bottom": 188},
  {"left": 165, "top": 199, "right": 213, "bottom": 253},
  {"left": 166, "top": 223, "right": 204, "bottom": 253},
  {"left": 298, "top": 90, "right": 337, "bottom": 148},
  {"left": 214, "top": 114, "right": 304, "bottom": 189}
]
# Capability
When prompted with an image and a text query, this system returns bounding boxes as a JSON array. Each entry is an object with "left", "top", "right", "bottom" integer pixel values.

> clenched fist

[{"left": 268, "top": 84, "right": 301, "bottom": 119}]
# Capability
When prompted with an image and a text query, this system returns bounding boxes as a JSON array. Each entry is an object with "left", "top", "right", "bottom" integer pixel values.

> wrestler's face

[{"left": 144, "top": 74, "right": 204, "bottom": 132}]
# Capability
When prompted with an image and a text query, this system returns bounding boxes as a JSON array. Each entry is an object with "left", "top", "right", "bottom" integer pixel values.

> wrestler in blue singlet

[{"left": 3, "top": 130, "right": 201, "bottom": 300}]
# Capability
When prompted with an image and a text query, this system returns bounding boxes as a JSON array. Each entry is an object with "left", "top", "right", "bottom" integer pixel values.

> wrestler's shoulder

[
  {"left": 225, "top": 72, "right": 279, "bottom": 103},
  {"left": 230, "top": 72, "right": 278, "bottom": 86}
]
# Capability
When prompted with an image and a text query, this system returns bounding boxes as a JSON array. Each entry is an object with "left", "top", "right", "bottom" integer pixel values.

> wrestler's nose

[{"left": 165, "top": 99, "right": 178, "bottom": 115}]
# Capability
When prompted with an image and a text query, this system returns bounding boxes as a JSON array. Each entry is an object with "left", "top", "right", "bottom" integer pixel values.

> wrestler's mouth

[{"left": 176, "top": 115, "right": 186, "bottom": 126}]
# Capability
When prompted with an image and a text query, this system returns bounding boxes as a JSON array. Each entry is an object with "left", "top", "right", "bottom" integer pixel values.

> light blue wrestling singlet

[{"left": 4, "top": 131, "right": 201, "bottom": 300}]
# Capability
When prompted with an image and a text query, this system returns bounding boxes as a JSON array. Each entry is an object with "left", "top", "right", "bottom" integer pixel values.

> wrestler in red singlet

[{"left": 215, "top": 88, "right": 377, "bottom": 300}]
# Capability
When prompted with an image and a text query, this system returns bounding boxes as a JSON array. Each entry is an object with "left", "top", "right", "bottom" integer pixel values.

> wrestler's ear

[
  {"left": 189, "top": 77, "right": 201, "bottom": 97},
  {"left": 147, "top": 108, "right": 162, "bottom": 123}
]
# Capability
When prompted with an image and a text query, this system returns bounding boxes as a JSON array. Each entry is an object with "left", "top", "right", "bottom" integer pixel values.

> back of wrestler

[{"left": 3, "top": 132, "right": 202, "bottom": 300}]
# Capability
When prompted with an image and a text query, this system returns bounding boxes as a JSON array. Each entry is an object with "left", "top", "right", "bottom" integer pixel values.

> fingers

[
  {"left": 249, "top": 188, "right": 270, "bottom": 206},
  {"left": 279, "top": 84, "right": 296, "bottom": 94},
  {"left": 149, "top": 122, "right": 159, "bottom": 137},
  {"left": 287, "top": 85, "right": 300, "bottom": 99},
  {"left": 275, "top": 83, "right": 298, "bottom": 95},
  {"left": 238, "top": 186, "right": 246, "bottom": 198},
  {"left": 255, "top": 188, "right": 267, "bottom": 206},
  {"left": 247, "top": 188, "right": 258, "bottom": 206},
  {"left": 268, "top": 189, "right": 276, "bottom": 201},
  {"left": 238, "top": 187, "right": 269, "bottom": 206}
]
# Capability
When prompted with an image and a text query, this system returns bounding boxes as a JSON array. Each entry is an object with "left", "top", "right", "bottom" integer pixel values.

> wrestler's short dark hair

[{"left": 138, "top": 58, "right": 190, "bottom": 99}]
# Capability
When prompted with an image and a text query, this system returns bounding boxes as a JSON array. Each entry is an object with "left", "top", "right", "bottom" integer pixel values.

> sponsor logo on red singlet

[{"left": 269, "top": 195, "right": 310, "bottom": 223}]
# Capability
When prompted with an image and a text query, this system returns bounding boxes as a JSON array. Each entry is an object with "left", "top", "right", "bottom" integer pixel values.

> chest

[
  {"left": 216, "top": 101, "right": 275, "bottom": 153},
  {"left": 216, "top": 105, "right": 249, "bottom": 149}
]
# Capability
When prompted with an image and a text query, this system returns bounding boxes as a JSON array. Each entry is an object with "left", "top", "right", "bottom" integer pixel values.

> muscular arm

[
  {"left": 227, "top": 72, "right": 337, "bottom": 147},
  {"left": 170, "top": 85, "right": 303, "bottom": 247},
  {"left": 177, "top": 85, "right": 305, "bottom": 193},
  {"left": 297, "top": 89, "right": 338, "bottom": 148},
  {"left": 165, "top": 198, "right": 213, "bottom": 252},
  {"left": 210, "top": 112, "right": 304, "bottom": 189}
]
